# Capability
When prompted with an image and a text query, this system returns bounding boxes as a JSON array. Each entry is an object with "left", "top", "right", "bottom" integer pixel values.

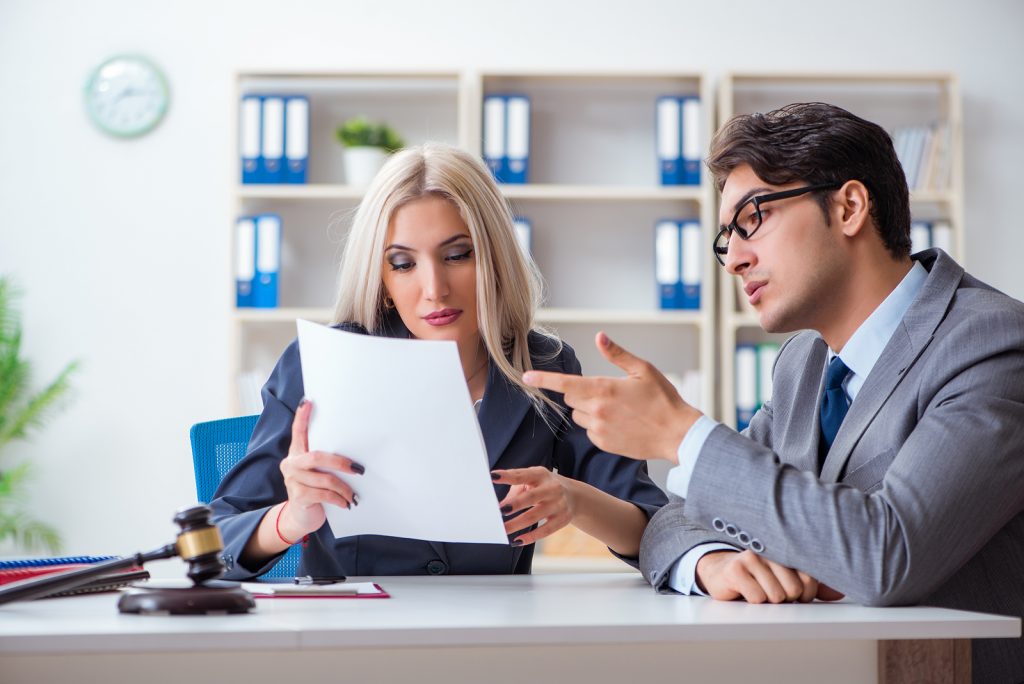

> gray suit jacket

[{"left": 640, "top": 249, "right": 1024, "bottom": 683}]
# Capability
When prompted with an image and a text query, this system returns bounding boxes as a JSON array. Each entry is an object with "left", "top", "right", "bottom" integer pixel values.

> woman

[{"left": 211, "top": 143, "right": 666, "bottom": 579}]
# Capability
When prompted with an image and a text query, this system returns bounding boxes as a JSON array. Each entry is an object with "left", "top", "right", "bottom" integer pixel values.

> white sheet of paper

[{"left": 296, "top": 319, "right": 508, "bottom": 545}]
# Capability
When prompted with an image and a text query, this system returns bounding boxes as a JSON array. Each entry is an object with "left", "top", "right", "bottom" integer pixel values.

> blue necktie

[{"left": 819, "top": 356, "right": 852, "bottom": 465}]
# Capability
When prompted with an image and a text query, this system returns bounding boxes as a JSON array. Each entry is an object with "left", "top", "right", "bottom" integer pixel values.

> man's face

[{"left": 718, "top": 164, "right": 846, "bottom": 334}]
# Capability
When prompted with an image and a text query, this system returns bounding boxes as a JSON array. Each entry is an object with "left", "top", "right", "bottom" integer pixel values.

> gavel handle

[{"left": 0, "top": 544, "right": 177, "bottom": 606}]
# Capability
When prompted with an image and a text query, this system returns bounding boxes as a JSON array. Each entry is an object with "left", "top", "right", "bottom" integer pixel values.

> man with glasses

[{"left": 523, "top": 102, "right": 1024, "bottom": 681}]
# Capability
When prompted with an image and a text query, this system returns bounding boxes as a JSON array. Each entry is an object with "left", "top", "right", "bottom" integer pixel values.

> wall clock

[{"left": 84, "top": 55, "right": 170, "bottom": 138}]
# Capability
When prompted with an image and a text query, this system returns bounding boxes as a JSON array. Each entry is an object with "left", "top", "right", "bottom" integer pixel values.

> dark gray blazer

[
  {"left": 212, "top": 311, "right": 666, "bottom": 580},
  {"left": 640, "top": 249, "right": 1024, "bottom": 683}
]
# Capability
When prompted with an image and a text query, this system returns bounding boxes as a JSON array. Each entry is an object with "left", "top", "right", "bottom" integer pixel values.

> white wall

[{"left": 1, "top": 0, "right": 1022, "bottom": 563}]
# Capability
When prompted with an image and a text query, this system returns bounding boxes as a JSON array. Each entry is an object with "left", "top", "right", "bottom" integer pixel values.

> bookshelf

[
  {"left": 231, "top": 70, "right": 717, "bottom": 568},
  {"left": 716, "top": 72, "right": 965, "bottom": 429}
]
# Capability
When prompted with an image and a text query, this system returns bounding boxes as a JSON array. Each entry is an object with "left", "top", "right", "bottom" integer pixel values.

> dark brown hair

[{"left": 707, "top": 102, "right": 911, "bottom": 258}]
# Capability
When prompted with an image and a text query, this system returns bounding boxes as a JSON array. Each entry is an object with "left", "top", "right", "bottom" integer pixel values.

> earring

[{"left": 383, "top": 295, "right": 395, "bottom": 309}]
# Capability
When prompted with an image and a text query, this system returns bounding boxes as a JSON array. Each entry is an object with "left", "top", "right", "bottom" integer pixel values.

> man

[{"left": 523, "top": 102, "right": 1024, "bottom": 682}]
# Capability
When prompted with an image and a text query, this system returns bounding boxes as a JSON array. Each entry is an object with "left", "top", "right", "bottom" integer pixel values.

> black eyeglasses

[{"left": 713, "top": 182, "right": 842, "bottom": 266}]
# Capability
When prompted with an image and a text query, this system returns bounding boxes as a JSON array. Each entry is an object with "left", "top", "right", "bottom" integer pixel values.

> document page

[{"left": 297, "top": 319, "right": 508, "bottom": 545}]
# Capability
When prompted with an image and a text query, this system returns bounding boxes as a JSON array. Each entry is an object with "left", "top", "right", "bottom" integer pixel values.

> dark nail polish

[
  {"left": 352, "top": 494, "right": 360, "bottom": 506},
  {"left": 500, "top": 504, "right": 513, "bottom": 514},
  {"left": 351, "top": 462, "right": 366, "bottom": 475},
  {"left": 490, "top": 472, "right": 500, "bottom": 481},
  {"left": 511, "top": 538, "right": 524, "bottom": 546}
]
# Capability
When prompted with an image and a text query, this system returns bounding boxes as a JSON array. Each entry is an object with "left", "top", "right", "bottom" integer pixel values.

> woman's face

[{"left": 382, "top": 195, "right": 480, "bottom": 351}]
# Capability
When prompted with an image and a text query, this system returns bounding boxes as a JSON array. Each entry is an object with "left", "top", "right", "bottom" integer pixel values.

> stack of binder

[
  {"left": 735, "top": 342, "right": 780, "bottom": 432},
  {"left": 236, "top": 214, "right": 282, "bottom": 308},
  {"left": 482, "top": 94, "right": 531, "bottom": 184},
  {"left": 240, "top": 94, "right": 310, "bottom": 184},
  {"left": 513, "top": 216, "right": 532, "bottom": 258},
  {"left": 655, "top": 219, "right": 701, "bottom": 310},
  {"left": 910, "top": 220, "right": 954, "bottom": 255},
  {"left": 656, "top": 95, "right": 701, "bottom": 186},
  {"left": 893, "top": 123, "right": 951, "bottom": 191},
  {"left": 0, "top": 556, "right": 149, "bottom": 597}
]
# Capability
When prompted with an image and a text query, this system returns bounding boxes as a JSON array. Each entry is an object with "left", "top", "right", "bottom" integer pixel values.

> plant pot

[{"left": 343, "top": 147, "right": 388, "bottom": 187}]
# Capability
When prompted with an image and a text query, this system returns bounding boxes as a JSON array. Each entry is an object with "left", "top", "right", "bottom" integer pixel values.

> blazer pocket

[{"left": 843, "top": 447, "right": 897, "bottom": 493}]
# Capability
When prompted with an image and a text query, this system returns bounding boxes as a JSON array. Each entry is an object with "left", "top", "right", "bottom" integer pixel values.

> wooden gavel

[{"left": 0, "top": 504, "right": 229, "bottom": 606}]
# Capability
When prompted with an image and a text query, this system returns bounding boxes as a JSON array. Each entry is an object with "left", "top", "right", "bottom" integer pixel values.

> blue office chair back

[{"left": 189, "top": 415, "right": 300, "bottom": 579}]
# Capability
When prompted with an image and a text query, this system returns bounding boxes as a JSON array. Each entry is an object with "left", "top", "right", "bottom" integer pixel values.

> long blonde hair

[{"left": 333, "top": 143, "right": 562, "bottom": 421}]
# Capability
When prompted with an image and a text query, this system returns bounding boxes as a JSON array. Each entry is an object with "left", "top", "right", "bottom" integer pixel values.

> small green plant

[
  {"left": 335, "top": 117, "right": 404, "bottom": 152},
  {"left": 0, "top": 277, "right": 78, "bottom": 553}
]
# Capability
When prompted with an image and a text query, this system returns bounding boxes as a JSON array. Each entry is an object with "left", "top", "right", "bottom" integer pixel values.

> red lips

[{"left": 423, "top": 308, "right": 462, "bottom": 326}]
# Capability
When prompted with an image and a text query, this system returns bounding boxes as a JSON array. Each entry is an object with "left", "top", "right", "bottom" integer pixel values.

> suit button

[
  {"left": 725, "top": 523, "right": 739, "bottom": 537},
  {"left": 426, "top": 560, "right": 448, "bottom": 575},
  {"left": 737, "top": 532, "right": 751, "bottom": 546},
  {"left": 750, "top": 539, "right": 765, "bottom": 553},
  {"left": 712, "top": 518, "right": 726, "bottom": 532}
]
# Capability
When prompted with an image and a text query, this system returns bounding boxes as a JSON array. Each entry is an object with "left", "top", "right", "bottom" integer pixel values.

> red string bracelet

[{"left": 275, "top": 502, "right": 308, "bottom": 547}]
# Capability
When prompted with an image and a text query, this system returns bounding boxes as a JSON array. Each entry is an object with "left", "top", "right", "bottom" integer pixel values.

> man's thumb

[{"left": 596, "top": 332, "right": 647, "bottom": 376}]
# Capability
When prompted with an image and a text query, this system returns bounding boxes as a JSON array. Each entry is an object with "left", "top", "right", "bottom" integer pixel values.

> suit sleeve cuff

[
  {"left": 665, "top": 415, "right": 719, "bottom": 499},
  {"left": 667, "top": 542, "right": 742, "bottom": 595}
]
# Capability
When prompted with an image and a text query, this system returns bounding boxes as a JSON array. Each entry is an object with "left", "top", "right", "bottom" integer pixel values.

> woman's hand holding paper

[{"left": 279, "top": 400, "right": 365, "bottom": 539}]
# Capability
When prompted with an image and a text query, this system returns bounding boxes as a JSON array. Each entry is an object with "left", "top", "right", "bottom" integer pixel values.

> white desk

[{"left": 0, "top": 573, "right": 1018, "bottom": 684}]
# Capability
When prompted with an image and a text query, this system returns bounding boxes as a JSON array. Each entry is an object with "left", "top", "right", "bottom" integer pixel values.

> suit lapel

[
  {"left": 792, "top": 337, "right": 830, "bottom": 473},
  {"left": 477, "top": 361, "right": 531, "bottom": 469},
  {"left": 820, "top": 250, "right": 964, "bottom": 482}
]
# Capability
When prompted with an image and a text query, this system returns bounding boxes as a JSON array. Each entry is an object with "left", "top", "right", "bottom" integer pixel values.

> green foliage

[
  {"left": 335, "top": 117, "right": 405, "bottom": 152},
  {"left": 0, "top": 277, "right": 78, "bottom": 553}
]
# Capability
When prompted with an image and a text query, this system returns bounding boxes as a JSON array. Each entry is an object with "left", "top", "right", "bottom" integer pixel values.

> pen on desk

[{"left": 294, "top": 575, "right": 347, "bottom": 585}]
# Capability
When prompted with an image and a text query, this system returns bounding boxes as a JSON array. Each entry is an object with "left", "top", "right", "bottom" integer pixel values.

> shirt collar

[{"left": 832, "top": 261, "right": 928, "bottom": 392}]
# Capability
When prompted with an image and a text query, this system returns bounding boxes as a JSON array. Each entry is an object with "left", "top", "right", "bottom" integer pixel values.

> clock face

[{"left": 84, "top": 55, "right": 169, "bottom": 138}]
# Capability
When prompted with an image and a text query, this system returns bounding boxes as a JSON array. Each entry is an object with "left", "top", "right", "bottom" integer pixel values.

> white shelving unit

[
  {"left": 232, "top": 70, "right": 718, "bottom": 415},
  {"left": 231, "top": 70, "right": 717, "bottom": 566},
  {"left": 716, "top": 72, "right": 965, "bottom": 428}
]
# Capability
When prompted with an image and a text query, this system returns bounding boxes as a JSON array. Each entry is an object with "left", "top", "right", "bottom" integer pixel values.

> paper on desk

[
  {"left": 297, "top": 319, "right": 508, "bottom": 545},
  {"left": 239, "top": 581, "right": 384, "bottom": 597}
]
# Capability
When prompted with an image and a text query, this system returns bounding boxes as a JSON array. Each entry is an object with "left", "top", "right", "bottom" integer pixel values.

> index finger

[
  {"left": 289, "top": 399, "right": 311, "bottom": 456},
  {"left": 521, "top": 369, "right": 580, "bottom": 394},
  {"left": 490, "top": 466, "right": 548, "bottom": 486}
]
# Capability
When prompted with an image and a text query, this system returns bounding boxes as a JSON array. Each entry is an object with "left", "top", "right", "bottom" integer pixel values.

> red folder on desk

[{"left": 239, "top": 581, "right": 390, "bottom": 599}]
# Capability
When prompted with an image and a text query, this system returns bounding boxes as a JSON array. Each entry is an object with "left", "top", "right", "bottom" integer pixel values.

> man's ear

[{"left": 835, "top": 180, "right": 871, "bottom": 238}]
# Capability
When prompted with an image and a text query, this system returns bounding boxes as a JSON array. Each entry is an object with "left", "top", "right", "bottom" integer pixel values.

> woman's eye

[
  {"left": 446, "top": 248, "right": 473, "bottom": 262},
  {"left": 389, "top": 261, "right": 413, "bottom": 272}
]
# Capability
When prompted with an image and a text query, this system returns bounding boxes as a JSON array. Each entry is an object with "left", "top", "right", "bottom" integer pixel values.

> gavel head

[{"left": 172, "top": 505, "right": 226, "bottom": 585}]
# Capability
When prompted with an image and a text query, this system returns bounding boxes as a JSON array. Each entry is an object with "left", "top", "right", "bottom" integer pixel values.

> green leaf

[
  {"left": 335, "top": 117, "right": 404, "bottom": 151},
  {"left": 0, "top": 360, "right": 78, "bottom": 449},
  {"left": 0, "top": 274, "right": 74, "bottom": 554}
]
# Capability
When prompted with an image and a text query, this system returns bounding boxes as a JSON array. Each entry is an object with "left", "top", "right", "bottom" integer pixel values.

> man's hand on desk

[{"left": 696, "top": 550, "right": 845, "bottom": 604}]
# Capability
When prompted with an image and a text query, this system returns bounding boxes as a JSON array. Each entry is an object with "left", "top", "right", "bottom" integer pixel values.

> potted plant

[
  {"left": 335, "top": 116, "right": 404, "bottom": 186},
  {"left": 0, "top": 277, "right": 78, "bottom": 553}
]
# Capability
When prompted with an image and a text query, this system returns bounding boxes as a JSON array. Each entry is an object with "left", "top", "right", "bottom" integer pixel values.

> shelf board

[
  {"left": 235, "top": 308, "right": 333, "bottom": 323},
  {"left": 238, "top": 184, "right": 367, "bottom": 200},
  {"left": 238, "top": 184, "right": 707, "bottom": 203},
  {"left": 727, "top": 312, "right": 763, "bottom": 329},
  {"left": 501, "top": 184, "right": 704, "bottom": 202},
  {"left": 537, "top": 308, "right": 703, "bottom": 325},
  {"left": 531, "top": 554, "right": 640, "bottom": 574},
  {"left": 909, "top": 188, "right": 955, "bottom": 205},
  {"left": 235, "top": 307, "right": 703, "bottom": 326}
]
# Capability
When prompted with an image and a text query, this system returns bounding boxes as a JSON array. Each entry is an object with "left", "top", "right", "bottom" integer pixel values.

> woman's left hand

[{"left": 491, "top": 467, "right": 577, "bottom": 546}]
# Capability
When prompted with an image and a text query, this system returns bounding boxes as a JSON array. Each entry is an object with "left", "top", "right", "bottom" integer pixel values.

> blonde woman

[{"left": 211, "top": 143, "right": 666, "bottom": 578}]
